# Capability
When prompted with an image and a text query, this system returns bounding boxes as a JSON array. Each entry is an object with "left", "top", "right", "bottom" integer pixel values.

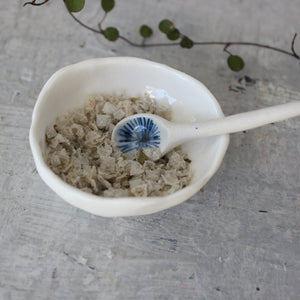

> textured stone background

[{"left": 0, "top": 0, "right": 299, "bottom": 299}]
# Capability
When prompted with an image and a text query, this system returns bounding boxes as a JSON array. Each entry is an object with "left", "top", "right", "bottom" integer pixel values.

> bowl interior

[{"left": 30, "top": 57, "right": 229, "bottom": 217}]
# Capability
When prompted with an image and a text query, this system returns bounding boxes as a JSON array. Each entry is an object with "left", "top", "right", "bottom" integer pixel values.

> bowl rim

[{"left": 29, "top": 56, "right": 229, "bottom": 216}]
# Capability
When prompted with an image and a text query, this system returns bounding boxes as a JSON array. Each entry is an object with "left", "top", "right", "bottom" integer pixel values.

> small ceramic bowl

[{"left": 29, "top": 57, "right": 229, "bottom": 217}]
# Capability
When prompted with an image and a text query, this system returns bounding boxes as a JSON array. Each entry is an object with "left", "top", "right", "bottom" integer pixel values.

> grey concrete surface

[{"left": 0, "top": 0, "right": 299, "bottom": 299}]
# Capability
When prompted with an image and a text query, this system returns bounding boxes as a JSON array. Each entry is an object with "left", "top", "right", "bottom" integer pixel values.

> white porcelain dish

[{"left": 29, "top": 57, "right": 229, "bottom": 217}]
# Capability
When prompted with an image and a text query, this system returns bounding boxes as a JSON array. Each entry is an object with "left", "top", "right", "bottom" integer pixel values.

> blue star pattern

[{"left": 116, "top": 116, "right": 161, "bottom": 153}]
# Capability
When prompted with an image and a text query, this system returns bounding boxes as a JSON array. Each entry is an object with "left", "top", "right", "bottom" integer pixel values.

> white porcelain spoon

[{"left": 112, "top": 101, "right": 300, "bottom": 159}]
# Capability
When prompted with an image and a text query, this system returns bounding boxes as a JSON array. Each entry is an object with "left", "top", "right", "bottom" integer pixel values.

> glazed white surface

[{"left": 30, "top": 57, "right": 229, "bottom": 216}]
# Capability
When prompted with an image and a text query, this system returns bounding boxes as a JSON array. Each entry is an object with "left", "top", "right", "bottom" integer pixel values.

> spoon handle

[{"left": 172, "top": 101, "right": 300, "bottom": 141}]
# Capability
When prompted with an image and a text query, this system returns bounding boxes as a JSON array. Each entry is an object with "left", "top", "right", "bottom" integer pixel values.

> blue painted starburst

[{"left": 116, "top": 116, "right": 161, "bottom": 153}]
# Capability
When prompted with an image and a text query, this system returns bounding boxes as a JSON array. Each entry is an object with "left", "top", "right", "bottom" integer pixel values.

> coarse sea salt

[{"left": 45, "top": 93, "right": 192, "bottom": 197}]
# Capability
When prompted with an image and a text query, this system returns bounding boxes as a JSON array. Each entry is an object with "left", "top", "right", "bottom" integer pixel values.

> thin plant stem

[
  {"left": 23, "top": 0, "right": 50, "bottom": 6},
  {"left": 24, "top": 0, "right": 300, "bottom": 61}
]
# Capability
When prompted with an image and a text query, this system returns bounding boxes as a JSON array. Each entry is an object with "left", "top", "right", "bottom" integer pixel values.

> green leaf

[
  {"left": 227, "top": 55, "right": 245, "bottom": 72},
  {"left": 159, "top": 19, "right": 174, "bottom": 34},
  {"left": 65, "top": 0, "right": 85, "bottom": 12},
  {"left": 139, "top": 25, "right": 153, "bottom": 38},
  {"left": 180, "top": 36, "right": 194, "bottom": 49},
  {"left": 167, "top": 28, "right": 180, "bottom": 41},
  {"left": 101, "top": 0, "right": 115, "bottom": 13},
  {"left": 104, "top": 27, "right": 119, "bottom": 41}
]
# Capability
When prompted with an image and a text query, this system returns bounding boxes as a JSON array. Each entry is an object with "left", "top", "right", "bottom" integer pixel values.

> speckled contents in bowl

[{"left": 45, "top": 93, "right": 192, "bottom": 197}]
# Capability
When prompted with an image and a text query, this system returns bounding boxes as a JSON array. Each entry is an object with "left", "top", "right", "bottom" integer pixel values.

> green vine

[{"left": 23, "top": 0, "right": 300, "bottom": 72}]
